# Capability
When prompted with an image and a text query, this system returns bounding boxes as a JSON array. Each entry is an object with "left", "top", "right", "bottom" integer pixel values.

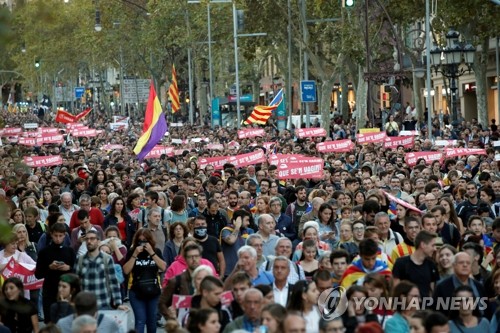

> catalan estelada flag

[
  {"left": 243, "top": 88, "right": 283, "bottom": 125},
  {"left": 168, "top": 65, "right": 180, "bottom": 114},
  {"left": 340, "top": 256, "right": 392, "bottom": 288},
  {"left": 133, "top": 81, "right": 168, "bottom": 160}
]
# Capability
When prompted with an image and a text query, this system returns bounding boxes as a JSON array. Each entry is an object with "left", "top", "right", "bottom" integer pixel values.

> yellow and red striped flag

[
  {"left": 243, "top": 88, "right": 283, "bottom": 125},
  {"left": 168, "top": 65, "right": 180, "bottom": 114},
  {"left": 243, "top": 105, "right": 278, "bottom": 125}
]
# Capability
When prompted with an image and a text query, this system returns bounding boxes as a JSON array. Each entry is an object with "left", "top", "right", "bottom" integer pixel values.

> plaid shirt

[{"left": 76, "top": 252, "right": 122, "bottom": 309}]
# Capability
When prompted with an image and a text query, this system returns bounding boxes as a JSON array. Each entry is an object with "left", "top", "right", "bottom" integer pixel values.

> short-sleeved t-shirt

[
  {"left": 392, "top": 255, "right": 439, "bottom": 297},
  {"left": 196, "top": 235, "right": 222, "bottom": 270}
]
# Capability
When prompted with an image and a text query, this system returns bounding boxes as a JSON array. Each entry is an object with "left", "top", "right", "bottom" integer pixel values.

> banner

[
  {"left": 109, "top": 123, "right": 129, "bottom": 131},
  {"left": 206, "top": 144, "right": 224, "bottom": 151},
  {"left": 100, "top": 310, "right": 133, "bottom": 333},
  {"left": 101, "top": 144, "right": 125, "bottom": 151},
  {"left": 444, "top": 148, "right": 487, "bottom": 158},
  {"left": 198, "top": 156, "right": 229, "bottom": 170},
  {"left": 0, "top": 127, "right": 22, "bottom": 137},
  {"left": 227, "top": 150, "right": 267, "bottom": 168},
  {"left": 66, "top": 123, "right": 85, "bottom": 130},
  {"left": 383, "top": 136, "right": 414, "bottom": 149},
  {"left": 144, "top": 146, "right": 174, "bottom": 159},
  {"left": 383, "top": 191, "right": 422, "bottom": 213},
  {"left": 19, "top": 137, "right": 37, "bottom": 146},
  {"left": 36, "top": 134, "right": 64, "bottom": 145},
  {"left": 405, "top": 151, "right": 443, "bottom": 167},
  {"left": 356, "top": 132, "right": 386, "bottom": 144},
  {"left": 316, "top": 139, "right": 354, "bottom": 153},
  {"left": 72, "top": 128, "right": 97, "bottom": 137},
  {"left": 55, "top": 110, "right": 76, "bottom": 124},
  {"left": 113, "top": 116, "right": 130, "bottom": 124},
  {"left": 399, "top": 130, "right": 420, "bottom": 136},
  {"left": 39, "top": 127, "right": 60, "bottom": 134},
  {"left": 296, "top": 127, "right": 327, "bottom": 138},
  {"left": 24, "top": 155, "right": 62, "bottom": 167},
  {"left": 268, "top": 154, "right": 306, "bottom": 166},
  {"left": 359, "top": 128, "right": 380, "bottom": 133},
  {"left": 23, "top": 123, "right": 38, "bottom": 129},
  {"left": 237, "top": 128, "right": 265, "bottom": 139},
  {"left": 435, "top": 140, "right": 457, "bottom": 147},
  {"left": 277, "top": 158, "right": 324, "bottom": 179},
  {"left": 1, "top": 257, "right": 44, "bottom": 290}
]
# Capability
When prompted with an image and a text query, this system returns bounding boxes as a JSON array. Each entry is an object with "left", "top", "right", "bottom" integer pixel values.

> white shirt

[
  {"left": 59, "top": 204, "right": 80, "bottom": 226},
  {"left": 273, "top": 282, "right": 289, "bottom": 306},
  {"left": 304, "top": 306, "right": 320, "bottom": 333}
]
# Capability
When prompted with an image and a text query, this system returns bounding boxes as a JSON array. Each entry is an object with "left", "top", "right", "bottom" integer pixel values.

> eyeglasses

[
  {"left": 353, "top": 227, "right": 365, "bottom": 231},
  {"left": 185, "top": 254, "right": 201, "bottom": 260}
]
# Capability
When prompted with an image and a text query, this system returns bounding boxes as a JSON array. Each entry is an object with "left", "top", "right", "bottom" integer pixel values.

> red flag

[
  {"left": 75, "top": 107, "right": 93, "bottom": 121},
  {"left": 55, "top": 109, "right": 76, "bottom": 124}
]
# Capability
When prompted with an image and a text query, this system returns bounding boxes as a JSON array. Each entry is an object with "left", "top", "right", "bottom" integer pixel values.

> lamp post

[{"left": 430, "top": 29, "right": 475, "bottom": 122}]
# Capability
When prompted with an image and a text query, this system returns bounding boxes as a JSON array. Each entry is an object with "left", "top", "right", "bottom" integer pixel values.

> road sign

[
  {"left": 75, "top": 87, "right": 85, "bottom": 99},
  {"left": 123, "top": 79, "right": 150, "bottom": 104},
  {"left": 300, "top": 80, "right": 317, "bottom": 103}
]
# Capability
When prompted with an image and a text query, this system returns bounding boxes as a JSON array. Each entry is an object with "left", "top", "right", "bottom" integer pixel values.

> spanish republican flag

[
  {"left": 133, "top": 81, "right": 168, "bottom": 160},
  {"left": 340, "top": 256, "right": 392, "bottom": 288}
]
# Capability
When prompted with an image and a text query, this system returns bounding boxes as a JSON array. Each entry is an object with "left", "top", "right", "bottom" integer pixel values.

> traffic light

[
  {"left": 35, "top": 59, "right": 40, "bottom": 68},
  {"left": 342, "top": 0, "right": 355, "bottom": 7}
]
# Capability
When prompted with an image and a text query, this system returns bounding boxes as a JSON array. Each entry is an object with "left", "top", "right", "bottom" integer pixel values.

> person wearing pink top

[{"left": 162, "top": 239, "right": 218, "bottom": 288}]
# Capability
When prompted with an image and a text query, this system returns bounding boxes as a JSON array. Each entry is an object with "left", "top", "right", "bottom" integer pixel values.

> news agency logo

[
  {"left": 317, "top": 288, "right": 489, "bottom": 321},
  {"left": 318, "top": 287, "right": 348, "bottom": 320}
]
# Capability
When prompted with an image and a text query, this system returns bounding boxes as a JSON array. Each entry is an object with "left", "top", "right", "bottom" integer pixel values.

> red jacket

[{"left": 69, "top": 208, "right": 104, "bottom": 231}]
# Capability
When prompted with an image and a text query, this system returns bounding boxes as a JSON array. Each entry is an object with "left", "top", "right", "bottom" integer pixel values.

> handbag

[{"left": 133, "top": 275, "right": 161, "bottom": 300}]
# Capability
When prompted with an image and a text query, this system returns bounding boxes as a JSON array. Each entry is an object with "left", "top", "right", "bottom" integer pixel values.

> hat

[{"left": 303, "top": 221, "right": 320, "bottom": 233}]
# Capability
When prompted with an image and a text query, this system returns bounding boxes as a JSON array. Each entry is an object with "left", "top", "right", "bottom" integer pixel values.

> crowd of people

[{"left": 0, "top": 107, "right": 500, "bottom": 333}]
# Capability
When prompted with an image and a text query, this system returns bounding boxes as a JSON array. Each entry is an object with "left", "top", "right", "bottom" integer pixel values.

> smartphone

[{"left": 54, "top": 261, "right": 64, "bottom": 265}]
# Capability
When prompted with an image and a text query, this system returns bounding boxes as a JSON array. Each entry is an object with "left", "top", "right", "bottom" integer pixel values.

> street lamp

[{"left": 430, "top": 29, "right": 475, "bottom": 122}]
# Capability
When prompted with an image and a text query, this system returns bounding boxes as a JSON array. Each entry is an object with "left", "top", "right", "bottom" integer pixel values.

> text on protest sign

[
  {"left": 206, "top": 144, "right": 224, "bottom": 151},
  {"left": 383, "top": 136, "right": 414, "bottom": 149},
  {"left": 1, "top": 258, "right": 44, "bottom": 290},
  {"left": 227, "top": 150, "right": 266, "bottom": 168},
  {"left": 0, "top": 127, "right": 23, "bottom": 137},
  {"left": 444, "top": 148, "right": 487, "bottom": 158},
  {"left": 296, "top": 127, "right": 327, "bottom": 138},
  {"left": 145, "top": 146, "right": 174, "bottom": 159},
  {"left": 24, "top": 155, "right": 63, "bottom": 168},
  {"left": 237, "top": 128, "right": 266, "bottom": 139},
  {"left": 356, "top": 132, "right": 387, "bottom": 144},
  {"left": 72, "top": 128, "right": 97, "bottom": 137},
  {"left": 277, "top": 158, "right": 324, "bottom": 179},
  {"left": 405, "top": 151, "right": 443, "bottom": 167},
  {"left": 316, "top": 139, "right": 354, "bottom": 153},
  {"left": 268, "top": 154, "right": 306, "bottom": 166},
  {"left": 198, "top": 156, "right": 228, "bottom": 170}
]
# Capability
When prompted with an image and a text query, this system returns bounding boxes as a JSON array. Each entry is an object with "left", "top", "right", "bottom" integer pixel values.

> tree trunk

[
  {"left": 320, "top": 79, "right": 335, "bottom": 136},
  {"left": 340, "top": 73, "right": 349, "bottom": 121},
  {"left": 356, "top": 65, "right": 368, "bottom": 130},
  {"left": 412, "top": 70, "right": 424, "bottom": 122},
  {"left": 474, "top": 38, "right": 489, "bottom": 127}
]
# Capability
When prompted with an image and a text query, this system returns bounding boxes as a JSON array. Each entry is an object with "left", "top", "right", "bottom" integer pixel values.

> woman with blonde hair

[{"left": 12, "top": 224, "right": 37, "bottom": 261}]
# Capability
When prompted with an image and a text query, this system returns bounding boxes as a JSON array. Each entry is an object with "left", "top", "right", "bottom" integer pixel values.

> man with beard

[
  {"left": 75, "top": 230, "right": 126, "bottom": 310},
  {"left": 226, "top": 191, "right": 239, "bottom": 220},
  {"left": 285, "top": 186, "right": 312, "bottom": 236},
  {"left": 193, "top": 215, "right": 226, "bottom": 276},
  {"left": 389, "top": 176, "right": 412, "bottom": 202}
]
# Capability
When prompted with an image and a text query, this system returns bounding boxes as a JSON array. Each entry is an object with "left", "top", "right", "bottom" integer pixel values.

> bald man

[
  {"left": 283, "top": 313, "right": 306, "bottom": 333},
  {"left": 433, "top": 252, "right": 487, "bottom": 316}
]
